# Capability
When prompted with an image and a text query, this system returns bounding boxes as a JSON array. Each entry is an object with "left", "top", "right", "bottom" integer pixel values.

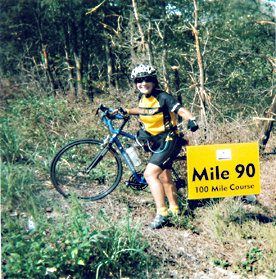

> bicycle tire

[{"left": 50, "top": 139, "right": 122, "bottom": 201}]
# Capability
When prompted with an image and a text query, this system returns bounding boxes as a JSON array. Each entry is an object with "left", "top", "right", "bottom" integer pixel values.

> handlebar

[
  {"left": 96, "top": 104, "right": 130, "bottom": 136},
  {"left": 96, "top": 104, "right": 128, "bottom": 120}
]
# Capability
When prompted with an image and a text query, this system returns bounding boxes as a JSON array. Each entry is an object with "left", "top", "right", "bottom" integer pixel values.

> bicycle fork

[{"left": 85, "top": 144, "right": 110, "bottom": 174}]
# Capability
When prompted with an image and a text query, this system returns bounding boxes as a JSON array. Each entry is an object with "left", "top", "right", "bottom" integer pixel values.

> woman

[{"left": 122, "top": 64, "right": 198, "bottom": 229}]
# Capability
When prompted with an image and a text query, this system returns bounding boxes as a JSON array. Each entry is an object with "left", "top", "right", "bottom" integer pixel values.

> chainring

[{"left": 127, "top": 172, "right": 148, "bottom": 191}]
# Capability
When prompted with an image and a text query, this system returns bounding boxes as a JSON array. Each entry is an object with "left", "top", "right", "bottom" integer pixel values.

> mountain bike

[{"left": 50, "top": 104, "right": 187, "bottom": 201}]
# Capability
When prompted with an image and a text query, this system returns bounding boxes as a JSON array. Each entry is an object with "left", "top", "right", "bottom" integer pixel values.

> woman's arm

[
  {"left": 113, "top": 107, "right": 139, "bottom": 116},
  {"left": 177, "top": 107, "right": 199, "bottom": 132},
  {"left": 126, "top": 107, "right": 139, "bottom": 115},
  {"left": 177, "top": 107, "right": 193, "bottom": 121}
]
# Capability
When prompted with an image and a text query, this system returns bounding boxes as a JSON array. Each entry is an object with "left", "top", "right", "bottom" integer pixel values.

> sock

[
  {"left": 157, "top": 206, "right": 169, "bottom": 217},
  {"left": 169, "top": 204, "right": 180, "bottom": 214}
]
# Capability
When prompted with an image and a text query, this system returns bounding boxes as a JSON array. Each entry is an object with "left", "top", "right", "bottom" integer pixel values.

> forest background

[
  {"left": 1, "top": 0, "right": 276, "bottom": 121},
  {"left": 1, "top": 0, "right": 276, "bottom": 278}
]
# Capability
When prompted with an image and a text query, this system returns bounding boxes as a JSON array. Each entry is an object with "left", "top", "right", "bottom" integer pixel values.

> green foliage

[
  {"left": 1, "top": 86, "right": 275, "bottom": 278},
  {"left": 1, "top": 90, "right": 151, "bottom": 276},
  {"left": 1, "top": 117, "right": 26, "bottom": 165},
  {"left": 238, "top": 247, "right": 266, "bottom": 275},
  {"left": 213, "top": 258, "right": 231, "bottom": 268},
  {"left": 0, "top": 93, "right": 82, "bottom": 210},
  {"left": 2, "top": 197, "right": 149, "bottom": 278},
  {"left": 1, "top": 163, "right": 36, "bottom": 210},
  {"left": 1, "top": 0, "right": 275, "bottom": 118},
  {"left": 196, "top": 197, "right": 276, "bottom": 277}
]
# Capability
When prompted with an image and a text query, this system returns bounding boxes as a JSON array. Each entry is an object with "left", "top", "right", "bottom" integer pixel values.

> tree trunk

[
  {"left": 162, "top": 49, "right": 169, "bottom": 93},
  {"left": 132, "top": 0, "right": 153, "bottom": 63},
  {"left": 161, "top": 1, "right": 170, "bottom": 93},
  {"left": 191, "top": 0, "right": 208, "bottom": 123},
  {"left": 69, "top": 14, "right": 84, "bottom": 99},
  {"left": 259, "top": 94, "right": 276, "bottom": 152},
  {"left": 172, "top": 66, "right": 182, "bottom": 123},
  {"left": 129, "top": 13, "right": 139, "bottom": 67},
  {"left": 34, "top": 8, "right": 57, "bottom": 96},
  {"left": 62, "top": 22, "right": 76, "bottom": 97},
  {"left": 105, "top": 31, "right": 114, "bottom": 89},
  {"left": 42, "top": 44, "right": 57, "bottom": 96},
  {"left": 73, "top": 51, "right": 83, "bottom": 97},
  {"left": 146, "top": 1, "right": 154, "bottom": 66},
  {"left": 132, "top": 0, "right": 146, "bottom": 53}
]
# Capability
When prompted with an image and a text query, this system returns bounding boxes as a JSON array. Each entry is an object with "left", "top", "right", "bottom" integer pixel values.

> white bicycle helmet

[{"left": 131, "top": 64, "right": 157, "bottom": 80}]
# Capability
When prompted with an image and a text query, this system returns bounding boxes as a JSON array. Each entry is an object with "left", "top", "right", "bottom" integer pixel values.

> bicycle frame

[
  {"left": 100, "top": 109, "right": 147, "bottom": 186},
  {"left": 50, "top": 105, "right": 187, "bottom": 201}
]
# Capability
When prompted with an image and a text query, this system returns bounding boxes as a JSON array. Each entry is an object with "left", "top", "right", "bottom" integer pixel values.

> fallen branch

[
  {"left": 253, "top": 117, "right": 275, "bottom": 121},
  {"left": 266, "top": 111, "right": 276, "bottom": 117}
]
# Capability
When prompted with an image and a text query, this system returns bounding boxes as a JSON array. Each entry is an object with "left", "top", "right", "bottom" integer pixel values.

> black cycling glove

[
  {"left": 187, "top": 117, "right": 199, "bottom": 132},
  {"left": 117, "top": 107, "right": 128, "bottom": 115}
]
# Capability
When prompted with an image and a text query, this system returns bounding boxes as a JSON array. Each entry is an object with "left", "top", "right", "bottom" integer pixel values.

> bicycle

[{"left": 50, "top": 104, "right": 188, "bottom": 201}]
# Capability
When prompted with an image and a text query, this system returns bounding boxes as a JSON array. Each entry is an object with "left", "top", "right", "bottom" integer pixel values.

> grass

[
  {"left": 1, "top": 88, "right": 275, "bottom": 278},
  {"left": 2, "top": 196, "right": 150, "bottom": 278},
  {"left": 198, "top": 198, "right": 276, "bottom": 276}
]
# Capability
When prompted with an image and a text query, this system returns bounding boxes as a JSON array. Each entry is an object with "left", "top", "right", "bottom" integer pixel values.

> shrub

[{"left": 2, "top": 196, "right": 149, "bottom": 278}]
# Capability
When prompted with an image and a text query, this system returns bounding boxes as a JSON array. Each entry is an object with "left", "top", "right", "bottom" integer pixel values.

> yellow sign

[{"left": 187, "top": 142, "right": 261, "bottom": 199}]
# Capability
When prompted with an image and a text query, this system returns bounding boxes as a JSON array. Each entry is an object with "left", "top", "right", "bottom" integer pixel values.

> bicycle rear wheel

[
  {"left": 171, "top": 155, "right": 187, "bottom": 191},
  {"left": 50, "top": 139, "right": 122, "bottom": 201}
]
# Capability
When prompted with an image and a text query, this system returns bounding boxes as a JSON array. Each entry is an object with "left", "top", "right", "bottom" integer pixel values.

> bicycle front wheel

[{"left": 50, "top": 139, "right": 122, "bottom": 201}]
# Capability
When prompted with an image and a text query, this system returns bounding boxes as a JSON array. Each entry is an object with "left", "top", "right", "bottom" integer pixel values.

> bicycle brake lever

[
  {"left": 95, "top": 104, "right": 104, "bottom": 115},
  {"left": 117, "top": 107, "right": 127, "bottom": 116}
]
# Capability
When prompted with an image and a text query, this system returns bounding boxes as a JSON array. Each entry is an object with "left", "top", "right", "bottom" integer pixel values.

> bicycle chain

[{"left": 126, "top": 172, "right": 148, "bottom": 191}]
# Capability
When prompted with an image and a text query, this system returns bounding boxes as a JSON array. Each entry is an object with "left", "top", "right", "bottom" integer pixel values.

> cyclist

[{"left": 121, "top": 64, "right": 198, "bottom": 229}]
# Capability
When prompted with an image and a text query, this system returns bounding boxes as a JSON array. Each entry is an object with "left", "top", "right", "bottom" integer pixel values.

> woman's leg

[
  {"left": 144, "top": 163, "right": 170, "bottom": 228},
  {"left": 144, "top": 163, "right": 165, "bottom": 208},
  {"left": 159, "top": 169, "right": 180, "bottom": 214},
  {"left": 158, "top": 169, "right": 178, "bottom": 206}
]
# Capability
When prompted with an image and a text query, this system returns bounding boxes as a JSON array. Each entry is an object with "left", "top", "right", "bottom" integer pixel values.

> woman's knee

[
  {"left": 144, "top": 164, "right": 162, "bottom": 181},
  {"left": 144, "top": 169, "right": 157, "bottom": 181},
  {"left": 159, "top": 175, "right": 170, "bottom": 185},
  {"left": 159, "top": 169, "right": 173, "bottom": 185}
]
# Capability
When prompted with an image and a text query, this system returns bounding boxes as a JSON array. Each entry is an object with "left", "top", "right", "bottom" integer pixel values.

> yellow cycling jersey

[{"left": 138, "top": 89, "right": 182, "bottom": 136}]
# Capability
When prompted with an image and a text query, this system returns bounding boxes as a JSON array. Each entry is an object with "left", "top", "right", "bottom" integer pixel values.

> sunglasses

[{"left": 135, "top": 76, "right": 155, "bottom": 83}]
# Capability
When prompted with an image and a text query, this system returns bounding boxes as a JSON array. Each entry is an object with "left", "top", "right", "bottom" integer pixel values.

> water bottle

[{"left": 126, "top": 145, "right": 141, "bottom": 166}]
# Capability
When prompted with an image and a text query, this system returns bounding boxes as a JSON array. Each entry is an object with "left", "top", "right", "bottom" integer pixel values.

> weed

[
  {"left": 2, "top": 196, "right": 149, "bottom": 278},
  {"left": 213, "top": 258, "right": 231, "bottom": 268},
  {"left": 238, "top": 247, "right": 266, "bottom": 275},
  {"left": 196, "top": 198, "right": 276, "bottom": 276},
  {"left": 0, "top": 117, "right": 28, "bottom": 165}
]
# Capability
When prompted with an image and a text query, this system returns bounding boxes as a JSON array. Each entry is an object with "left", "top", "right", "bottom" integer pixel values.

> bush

[{"left": 2, "top": 197, "right": 149, "bottom": 278}]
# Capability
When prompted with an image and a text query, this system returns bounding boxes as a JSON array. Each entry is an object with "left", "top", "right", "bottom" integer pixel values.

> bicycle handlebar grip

[{"left": 117, "top": 107, "right": 127, "bottom": 115}]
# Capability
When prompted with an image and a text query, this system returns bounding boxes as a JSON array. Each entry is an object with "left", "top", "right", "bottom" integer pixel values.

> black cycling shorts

[{"left": 149, "top": 135, "right": 182, "bottom": 170}]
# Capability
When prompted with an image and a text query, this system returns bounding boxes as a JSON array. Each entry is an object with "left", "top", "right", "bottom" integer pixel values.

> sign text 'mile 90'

[{"left": 187, "top": 142, "right": 261, "bottom": 199}]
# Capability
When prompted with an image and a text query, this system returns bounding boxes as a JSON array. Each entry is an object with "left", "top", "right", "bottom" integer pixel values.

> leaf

[
  {"left": 77, "top": 258, "right": 85, "bottom": 265},
  {"left": 71, "top": 248, "right": 78, "bottom": 259},
  {"left": 10, "top": 253, "right": 21, "bottom": 259},
  {"left": 45, "top": 267, "right": 57, "bottom": 274}
]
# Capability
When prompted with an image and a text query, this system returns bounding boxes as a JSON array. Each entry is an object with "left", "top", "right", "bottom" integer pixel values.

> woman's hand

[
  {"left": 112, "top": 107, "right": 128, "bottom": 116},
  {"left": 187, "top": 117, "right": 199, "bottom": 132},
  {"left": 177, "top": 107, "right": 199, "bottom": 132}
]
